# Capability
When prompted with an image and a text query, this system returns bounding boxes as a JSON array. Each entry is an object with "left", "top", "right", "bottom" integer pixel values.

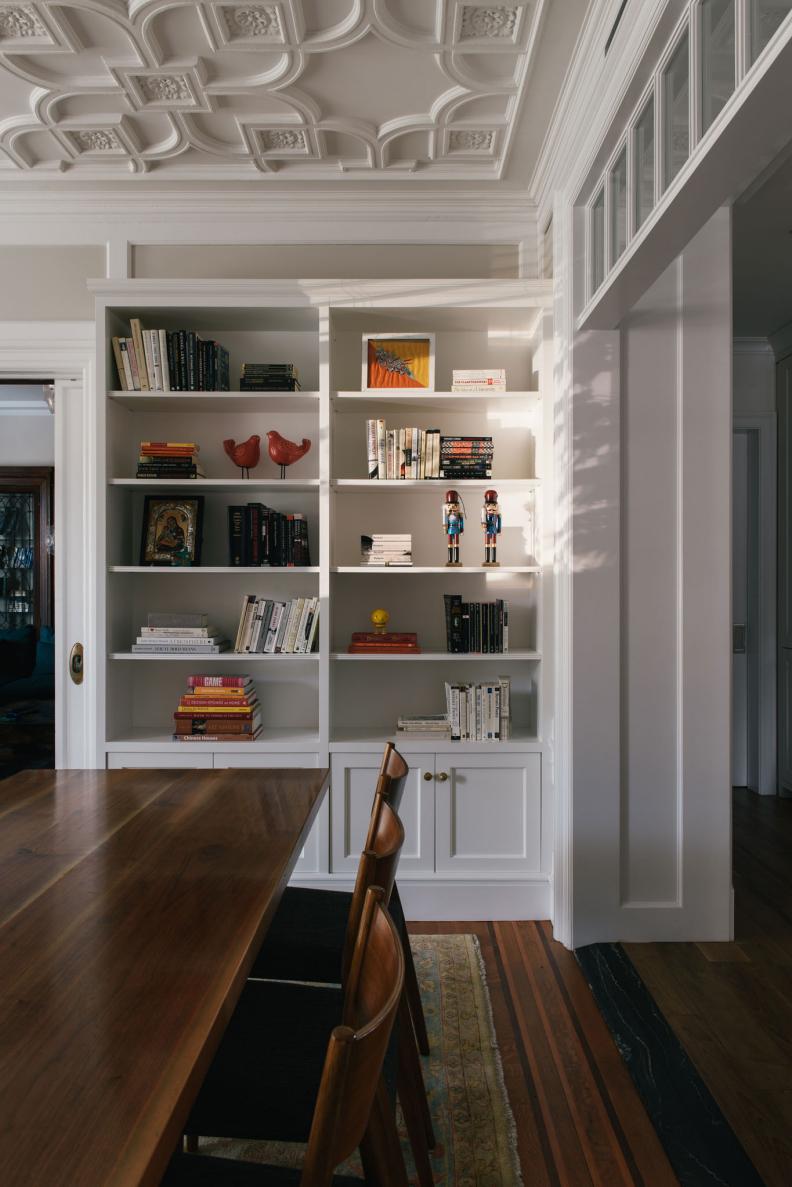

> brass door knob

[
  {"left": 69, "top": 642, "right": 84, "bottom": 686},
  {"left": 436, "top": 771, "right": 449, "bottom": 782},
  {"left": 423, "top": 771, "right": 433, "bottom": 781}
]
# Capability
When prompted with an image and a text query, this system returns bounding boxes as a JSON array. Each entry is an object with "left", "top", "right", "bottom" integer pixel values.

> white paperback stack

[
  {"left": 233, "top": 595, "right": 320, "bottom": 654},
  {"left": 451, "top": 369, "right": 507, "bottom": 392},
  {"left": 360, "top": 534, "right": 413, "bottom": 566},
  {"left": 132, "top": 612, "right": 229, "bottom": 654},
  {"left": 444, "top": 677, "right": 511, "bottom": 741}
]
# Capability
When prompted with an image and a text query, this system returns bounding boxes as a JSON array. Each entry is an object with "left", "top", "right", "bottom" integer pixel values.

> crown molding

[{"left": 733, "top": 337, "right": 774, "bottom": 356}]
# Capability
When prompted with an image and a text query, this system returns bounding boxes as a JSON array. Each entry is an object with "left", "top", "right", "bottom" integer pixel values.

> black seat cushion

[
  {"left": 162, "top": 1151, "right": 363, "bottom": 1186},
  {"left": 248, "top": 884, "right": 406, "bottom": 985}
]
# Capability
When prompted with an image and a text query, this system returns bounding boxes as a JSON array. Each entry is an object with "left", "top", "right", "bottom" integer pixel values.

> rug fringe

[{"left": 468, "top": 934, "right": 525, "bottom": 1187}]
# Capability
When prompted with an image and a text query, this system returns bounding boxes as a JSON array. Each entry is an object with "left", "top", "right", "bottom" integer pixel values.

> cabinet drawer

[
  {"left": 107, "top": 752, "right": 214, "bottom": 769},
  {"left": 212, "top": 753, "right": 320, "bottom": 769},
  {"left": 435, "top": 753, "right": 541, "bottom": 875}
]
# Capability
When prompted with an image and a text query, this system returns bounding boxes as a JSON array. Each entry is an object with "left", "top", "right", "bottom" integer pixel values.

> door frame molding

[
  {"left": 734, "top": 413, "right": 777, "bottom": 795},
  {"left": 0, "top": 322, "right": 96, "bottom": 767}
]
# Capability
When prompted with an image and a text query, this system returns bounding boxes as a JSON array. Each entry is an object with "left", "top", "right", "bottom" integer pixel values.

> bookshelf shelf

[
  {"left": 95, "top": 279, "right": 551, "bottom": 907},
  {"left": 109, "top": 392, "right": 320, "bottom": 412},
  {"left": 331, "top": 651, "right": 541, "bottom": 661},
  {"left": 109, "top": 652, "right": 319, "bottom": 661},
  {"left": 109, "top": 566, "right": 320, "bottom": 574},
  {"left": 110, "top": 479, "right": 319, "bottom": 490}
]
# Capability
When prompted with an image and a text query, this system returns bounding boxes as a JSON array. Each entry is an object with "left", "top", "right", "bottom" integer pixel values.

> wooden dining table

[{"left": 0, "top": 765, "right": 329, "bottom": 1187}]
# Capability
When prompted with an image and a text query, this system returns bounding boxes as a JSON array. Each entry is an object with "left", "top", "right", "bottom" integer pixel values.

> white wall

[
  {"left": 0, "top": 413, "right": 54, "bottom": 465},
  {"left": 569, "top": 208, "right": 733, "bottom": 944}
]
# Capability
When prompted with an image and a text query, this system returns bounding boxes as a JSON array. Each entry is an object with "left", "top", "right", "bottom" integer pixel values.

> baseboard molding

[{"left": 289, "top": 876, "right": 552, "bottom": 921}]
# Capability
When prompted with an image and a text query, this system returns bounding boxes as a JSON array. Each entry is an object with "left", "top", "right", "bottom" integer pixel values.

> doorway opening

[{"left": 0, "top": 382, "right": 55, "bottom": 779}]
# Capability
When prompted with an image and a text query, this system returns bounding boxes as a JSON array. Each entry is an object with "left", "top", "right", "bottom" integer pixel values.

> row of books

[
  {"left": 443, "top": 595, "right": 509, "bottom": 653},
  {"left": 234, "top": 595, "right": 319, "bottom": 654},
  {"left": 136, "top": 440, "right": 205, "bottom": 480},
  {"left": 229, "top": 504, "right": 312, "bottom": 567},
  {"left": 360, "top": 533, "right": 412, "bottom": 567},
  {"left": 112, "top": 319, "right": 230, "bottom": 391},
  {"left": 445, "top": 678, "right": 511, "bottom": 741},
  {"left": 173, "top": 675, "right": 261, "bottom": 742},
  {"left": 240, "top": 363, "right": 301, "bottom": 392},
  {"left": 397, "top": 714, "right": 451, "bottom": 739},
  {"left": 132, "top": 620, "right": 229, "bottom": 654},
  {"left": 365, "top": 422, "right": 494, "bottom": 481},
  {"left": 451, "top": 368, "right": 507, "bottom": 392}
]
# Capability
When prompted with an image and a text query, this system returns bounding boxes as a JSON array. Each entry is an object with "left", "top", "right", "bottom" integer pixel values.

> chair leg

[
  {"left": 402, "top": 929, "right": 430, "bottom": 1056},
  {"left": 398, "top": 993, "right": 436, "bottom": 1151},
  {"left": 183, "top": 1135, "right": 199, "bottom": 1154},
  {"left": 397, "top": 1050, "right": 435, "bottom": 1185},
  {"left": 360, "top": 1077, "right": 408, "bottom": 1187}
]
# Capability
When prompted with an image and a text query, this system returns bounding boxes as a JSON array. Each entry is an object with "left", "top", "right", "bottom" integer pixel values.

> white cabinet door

[
  {"left": 107, "top": 752, "right": 214, "bottom": 769},
  {"left": 212, "top": 753, "right": 326, "bottom": 875},
  {"left": 330, "top": 751, "right": 435, "bottom": 875},
  {"left": 434, "top": 753, "right": 541, "bottom": 875}
]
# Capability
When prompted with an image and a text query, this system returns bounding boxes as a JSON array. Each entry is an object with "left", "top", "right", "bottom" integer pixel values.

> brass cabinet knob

[
  {"left": 436, "top": 771, "right": 449, "bottom": 782},
  {"left": 423, "top": 771, "right": 433, "bottom": 781}
]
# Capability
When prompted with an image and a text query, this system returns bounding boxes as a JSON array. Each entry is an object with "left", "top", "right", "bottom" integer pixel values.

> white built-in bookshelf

[{"left": 93, "top": 280, "right": 553, "bottom": 916}]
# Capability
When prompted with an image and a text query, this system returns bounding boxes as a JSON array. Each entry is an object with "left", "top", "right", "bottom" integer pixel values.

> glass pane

[
  {"left": 750, "top": 0, "right": 792, "bottom": 62},
  {"left": 701, "top": 0, "right": 735, "bottom": 133},
  {"left": 634, "top": 97, "right": 655, "bottom": 230},
  {"left": 591, "top": 187, "right": 605, "bottom": 294},
  {"left": 0, "top": 491, "right": 36, "bottom": 629},
  {"left": 662, "top": 30, "right": 690, "bottom": 190},
  {"left": 610, "top": 147, "right": 628, "bottom": 265}
]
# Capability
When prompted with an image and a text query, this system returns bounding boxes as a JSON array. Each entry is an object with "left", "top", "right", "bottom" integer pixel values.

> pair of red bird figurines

[{"left": 223, "top": 431, "right": 311, "bottom": 479}]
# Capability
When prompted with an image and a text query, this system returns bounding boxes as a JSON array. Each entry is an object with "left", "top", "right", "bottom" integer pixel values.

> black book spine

[
  {"left": 228, "top": 506, "right": 243, "bottom": 566},
  {"left": 483, "top": 603, "right": 489, "bottom": 654},
  {"left": 443, "top": 594, "right": 453, "bottom": 651},
  {"left": 166, "top": 333, "right": 177, "bottom": 389},
  {"left": 461, "top": 603, "right": 470, "bottom": 653},
  {"left": 178, "top": 331, "right": 187, "bottom": 390},
  {"left": 249, "top": 504, "right": 261, "bottom": 566}
]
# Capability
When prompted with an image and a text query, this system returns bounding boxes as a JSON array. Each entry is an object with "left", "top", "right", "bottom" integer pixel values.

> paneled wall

[{"left": 570, "top": 207, "right": 732, "bottom": 944}]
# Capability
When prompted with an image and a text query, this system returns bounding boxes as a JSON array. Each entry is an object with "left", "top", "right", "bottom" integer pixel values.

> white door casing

[{"left": 0, "top": 322, "right": 96, "bottom": 768}]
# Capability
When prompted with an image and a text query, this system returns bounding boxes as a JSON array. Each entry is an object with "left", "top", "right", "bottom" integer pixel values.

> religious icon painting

[
  {"left": 362, "top": 333, "right": 435, "bottom": 391},
  {"left": 140, "top": 495, "right": 204, "bottom": 566}
]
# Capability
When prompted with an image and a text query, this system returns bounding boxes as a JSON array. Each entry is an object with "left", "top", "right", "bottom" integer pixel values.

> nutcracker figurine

[
  {"left": 443, "top": 489, "right": 465, "bottom": 566},
  {"left": 482, "top": 488, "right": 501, "bottom": 566}
]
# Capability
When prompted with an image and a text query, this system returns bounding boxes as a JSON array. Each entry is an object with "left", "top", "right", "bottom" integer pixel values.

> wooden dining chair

[
  {"left": 163, "top": 887, "right": 406, "bottom": 1187},
  {"left": 179, "top": 798, "right": 433, "bottom": 1186},
  {"left": 249, "top": 742, "right": 430, "bottom": 1057}
]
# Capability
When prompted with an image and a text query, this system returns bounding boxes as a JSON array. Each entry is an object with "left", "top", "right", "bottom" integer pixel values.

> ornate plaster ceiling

[{"left": 0, "top": 0, "right": 564, "bottom": 180}]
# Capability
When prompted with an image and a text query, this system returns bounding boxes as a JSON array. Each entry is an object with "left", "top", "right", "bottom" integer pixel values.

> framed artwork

[
  {"left": 362, "top": 333, "right": 435, "bottom": 391},
  {"left": 140, "top": 495, "right": 204, "bottom": 566}
]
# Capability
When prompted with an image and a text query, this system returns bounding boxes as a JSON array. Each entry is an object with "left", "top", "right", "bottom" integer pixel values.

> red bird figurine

[
  {"left": 223, "top": 434, "right": 261, "bottom": 478},
  {"left": 267, "top": 430, "right": 312, "bottom": 479}
]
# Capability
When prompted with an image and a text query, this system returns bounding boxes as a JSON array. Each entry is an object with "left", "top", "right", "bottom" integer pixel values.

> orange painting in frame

[{"left": 363, "top": 333, "right": 435, "bottom": 391}]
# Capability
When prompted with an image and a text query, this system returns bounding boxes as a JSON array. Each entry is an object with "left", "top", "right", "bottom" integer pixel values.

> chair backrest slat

[
  {"left": 300, "top": 888, "right": 404, "bottom": 1186},
  {"left": 341, "top": 797, "right": 404, "bottom": 981}
]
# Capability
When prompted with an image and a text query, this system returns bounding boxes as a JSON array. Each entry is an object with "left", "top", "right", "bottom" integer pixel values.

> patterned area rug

[{"left": 199, "top": 934, "right": 522, "bottom": 1186}]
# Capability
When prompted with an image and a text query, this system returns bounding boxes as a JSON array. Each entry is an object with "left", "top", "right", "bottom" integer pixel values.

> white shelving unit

[{"left": 93, "top": 279, "right": 553, "bottom": 918}]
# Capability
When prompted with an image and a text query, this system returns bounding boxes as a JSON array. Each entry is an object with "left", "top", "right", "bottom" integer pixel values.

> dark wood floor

[
  {"left": 626, "top": 788, "right": 792, "bottom": 1187},
  {"left": 409, "top": 920, "right": 678, "bottom": 1186}
]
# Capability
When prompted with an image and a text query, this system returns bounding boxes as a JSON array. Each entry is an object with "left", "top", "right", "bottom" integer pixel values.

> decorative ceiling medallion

[
  {"left": 459, "top": 5, "right": 521, "bottom": 41},
  {"left": 448, "top": 129, "right": 495, "bottom": 152},
  {"left": 0, "top": 3, "right": 50, "bottom": 44},
  {"left": 258, "top": 128, "right": 307, "bottom": 153},
  {"left": 69, "top": 128, "right": 124, "bottom": 154},
  {"left": 137, "top": 75, "right": 192, "bottom": 104},
  {"left": 220, "top": 4, "right": 285, "bottom": 42}
]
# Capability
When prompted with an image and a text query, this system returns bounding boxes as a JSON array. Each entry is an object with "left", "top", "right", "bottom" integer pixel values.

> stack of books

[
  {"left": 396, "top": 714, "right": 451, "bottom": 739},
  {"left": 451, "top": 369, "right": 507, "bottom": 392},
  {"left": 136, "top": 441, "right": 204, "bottom": 480},
  {"left": 444, "top": 594, "right": 509, "bottom": 653},
  {"left": 360, "top": 534, "right": 413, "bottom": 566},
  {"left": 445, "top": 677, "right": 511, "bottom": 741},
  {"left": 439, "top": 436, "right": 493, "bottom": 480},
  {"left": 112, "top": 319, "right": 229, "bottom": 391},
  {"left": 240, "top": 363, "right": 301, "bottom": 391},
  {"left": 234, "top": 595, "right": 319, "bottom": 654},
  {"left": 132, "top": 613, "right": 228, "bottom": 654},
  {"left": 366, "top": 421, "right": 441, "bottom": 480},
  {"left": 228, "top": 504, "right": 311, "bottom": 567},
  {"left": 173, "top": 675, "right": 262, "bottom": 742}
]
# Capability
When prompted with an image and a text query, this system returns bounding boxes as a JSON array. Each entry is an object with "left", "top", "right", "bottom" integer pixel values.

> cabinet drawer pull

[
  {"left": 423, "top": 771, "right": 433, "bottom": 781},
  {"left": 436, "top": 771, "right": 449, "bottom": 782}
]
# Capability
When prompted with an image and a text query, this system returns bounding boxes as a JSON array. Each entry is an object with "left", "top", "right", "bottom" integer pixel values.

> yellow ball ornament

[{"left": 370, "top": 607, "right": 390, "bottom": 635}]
